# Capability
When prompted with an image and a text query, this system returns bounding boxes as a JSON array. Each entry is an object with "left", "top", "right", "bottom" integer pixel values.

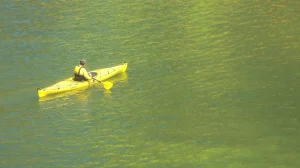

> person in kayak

[{"left": 73, "top": 59, "right": 92, "bottom": 81}]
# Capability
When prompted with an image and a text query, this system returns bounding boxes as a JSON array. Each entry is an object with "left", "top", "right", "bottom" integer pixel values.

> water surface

[{"left": 1, "top": 1, "right": 300, "bottom": 167}]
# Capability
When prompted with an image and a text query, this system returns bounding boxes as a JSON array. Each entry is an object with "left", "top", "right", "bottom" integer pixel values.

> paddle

[{"left": 93, "top": 78, "right": 113, "bottom": 90}]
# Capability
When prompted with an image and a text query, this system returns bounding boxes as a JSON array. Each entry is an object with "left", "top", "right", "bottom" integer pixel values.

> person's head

[{"left": 80, "top": 59, "right": 86, "bottom": 66}]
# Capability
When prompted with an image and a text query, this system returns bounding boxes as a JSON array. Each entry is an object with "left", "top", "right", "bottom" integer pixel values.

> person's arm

[{"left": 82, "top": 68, "right": 92, "bottom": 80}]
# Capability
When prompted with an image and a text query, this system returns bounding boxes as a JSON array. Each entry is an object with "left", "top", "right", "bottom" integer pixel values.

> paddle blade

[{"left": 103, "top": 81, "right": 113, "bottom": 90}]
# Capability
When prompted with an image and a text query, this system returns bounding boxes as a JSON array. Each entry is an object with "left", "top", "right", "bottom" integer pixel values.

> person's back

[{"left": 73, "top": 59, "right": 92, "bottom": 81}]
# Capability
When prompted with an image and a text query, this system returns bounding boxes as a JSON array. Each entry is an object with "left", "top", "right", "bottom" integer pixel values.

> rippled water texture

[{"left": 1, "top": 1, "right": 300, "bottom": 167}]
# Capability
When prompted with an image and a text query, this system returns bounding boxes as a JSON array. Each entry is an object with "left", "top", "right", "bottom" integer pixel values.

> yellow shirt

[{"left": 74, "top": 65, "right": 92, "bottom": 80}]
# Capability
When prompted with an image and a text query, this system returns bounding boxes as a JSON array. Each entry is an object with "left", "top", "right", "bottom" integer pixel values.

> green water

[{"left": 1, "top": 1, "right": 300, "bottom": 167}]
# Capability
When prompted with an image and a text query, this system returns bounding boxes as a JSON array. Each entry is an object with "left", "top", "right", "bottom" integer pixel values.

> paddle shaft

[{"left": 93, "top": 78, "right": 104, "bottom": 84}]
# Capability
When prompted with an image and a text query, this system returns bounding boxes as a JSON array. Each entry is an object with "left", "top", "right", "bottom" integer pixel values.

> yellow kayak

[{"left": 37, "top": 62, "right": 128, "bottom": 97}]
